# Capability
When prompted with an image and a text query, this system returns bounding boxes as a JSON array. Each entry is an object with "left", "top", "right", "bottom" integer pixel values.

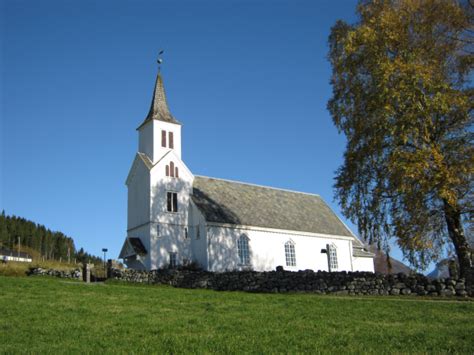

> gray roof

[
  {"left": 192, "top": 176, "right": 362, "bottom": 243},
  {"left": 118, "top": 237, "right": 147, "bottom": 259},
  {"left": 0, "top": 247, "right": 32, "bottom": 259},
  {"left": 128, "top": 238, "right": 147, "bottom": 256},
  {"left": 137, "top": 73, "right": 181, "bottom": 129},
  {"left": 352, "top": 246, "right": 375, "bottom": 258}
]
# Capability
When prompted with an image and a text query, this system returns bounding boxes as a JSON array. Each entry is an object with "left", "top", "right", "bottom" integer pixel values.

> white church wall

[
  {"left": 153, "top": 120, "right": 182, "bottom": 160},
  {"left": 150, "top": 154, "right": 193, "bottom": 227},
  {"left": 207, "top": 224, "right": 357, "bottom": 272},
  {"left": 352, "top": 256, "right": 375, "bottom": 272},
  {"left": 127, "top": 157, "right": 150, "bottom": 230},
  {"left": 125, "top": 259, "right": 147, "bottom": 270},
  {"left": 188, "top": 202, "right": 208, "bottom": 269},
  {"left": 147, "top": 154, "right": 194, "bottom": 269},
  {"left": 126, "top": 223, "right": 151, "bottom": 270},
  {"left": 138, "top": 120, "right": 182, "bottom": 163},
  {"left": 138, "top": 121, "right": 154, "bottom": 161},
  {"left": 149, "top": 223, "right": 192, "bottom": 269}
]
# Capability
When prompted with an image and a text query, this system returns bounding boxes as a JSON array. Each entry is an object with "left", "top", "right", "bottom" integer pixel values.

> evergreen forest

[{"left": 0, "top": 210, "right": 102, "bottom": 264}]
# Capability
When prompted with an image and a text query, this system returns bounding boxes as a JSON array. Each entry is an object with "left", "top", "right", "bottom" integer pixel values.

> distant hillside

[
  {"left": 368, "top": 245, "right": 412, "bottom": 274},
  {"left": 427, "top": 259, "right": 452, "bottom": 279},
  {"left": 0, "top": 210, "right": 101, "bottom": 264}
]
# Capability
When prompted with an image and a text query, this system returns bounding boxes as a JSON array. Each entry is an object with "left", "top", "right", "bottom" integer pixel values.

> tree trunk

[{"left": 443, "top": 201, "right": 472, "bottom": 278}]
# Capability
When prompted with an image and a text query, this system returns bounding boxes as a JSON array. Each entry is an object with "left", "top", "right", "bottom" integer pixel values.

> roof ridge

[{"left": 194, "top": 175, "right": 321, "bottom": 198}]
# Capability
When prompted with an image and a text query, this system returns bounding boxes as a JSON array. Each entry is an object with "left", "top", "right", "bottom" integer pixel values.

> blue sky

[{"left": 1, "top": 0, "right": 417, "bottom": 267}]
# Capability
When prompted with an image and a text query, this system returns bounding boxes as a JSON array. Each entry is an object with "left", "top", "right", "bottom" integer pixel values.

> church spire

[
  {"left": 138, "top": 55, "right": 181, "bottom": 129},
  {"left": 145, "top": 73, "right": 180, "bottom": 124}
]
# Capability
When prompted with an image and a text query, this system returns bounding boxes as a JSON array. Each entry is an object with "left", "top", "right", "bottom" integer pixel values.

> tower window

[
  {"left": 161, "top": 130, "right": 167, "bottom": 147},
  {"left": 169, "top": 132, "right": 174, "bottom": 149},
  {"left": 170, "top": 161, "right": 175, "bottom": 177},
  {"left": 284, "top": 241, "right": 296, "bottom": 267},
  {"left": 167, "top": 192, "right": 178, "bottom": 212},
  {"left": 185, "top": 227, "right": 188, "bottom": 239},
  {"left": 238, "top": 235, "right": 250, "bottom": 265},
  {"left": 165, "top": 162, "right": 178, "bottom": 178}
]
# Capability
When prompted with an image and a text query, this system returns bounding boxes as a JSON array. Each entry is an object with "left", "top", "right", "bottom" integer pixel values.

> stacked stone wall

[
  {"left": 27, "top": 267, "right": 82, "bottom": 279},
  {"left": 108, "top": 267, "right": 474, "bottom": 297},
  {"left": 27, "top": 265, "right": 474, "bottom": 297}
]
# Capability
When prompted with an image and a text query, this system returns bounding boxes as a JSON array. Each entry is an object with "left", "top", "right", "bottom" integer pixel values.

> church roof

[
  {"left": 118, "top": 237, "right": 148, "bottom": 259},
  {"left": 192, "top": 176, "right": 363, "bottom": 244},
  {"left": 137, "top": 73, "right": 181, "bottom": 129},
  {"left": 352, "top": 246, "right": 375, "bottom": 257},
  {"left": 128, "top": 238, "right": 147, "bottom": 255}
]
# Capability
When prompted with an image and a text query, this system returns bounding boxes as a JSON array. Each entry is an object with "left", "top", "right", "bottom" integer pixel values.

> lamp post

[{"left": 102, "top": 248, "right": 108, "bottom": 278}]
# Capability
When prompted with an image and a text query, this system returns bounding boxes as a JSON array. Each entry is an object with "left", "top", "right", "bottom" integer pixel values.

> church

[{"left": 119, "top": 69, "right": 375, "bottom": 273}]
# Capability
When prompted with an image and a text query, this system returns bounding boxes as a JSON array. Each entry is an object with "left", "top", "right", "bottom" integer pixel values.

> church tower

[
  {"left": 121, "top": 65, "right": 196, "bottom": 271},
  {"left": 137, "top": 73, "right": 182, "bottom": 161}
]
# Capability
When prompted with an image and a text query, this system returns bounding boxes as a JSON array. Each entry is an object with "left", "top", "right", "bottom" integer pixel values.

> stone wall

[
  {"left": 108, "top": 267, "right": 473, "bottom": 297},
  {"left": 28, "top": 267, "right": 82, "bottom": 279},
  {"left": 26, "top": 264, "right": 473, "bottom": 297}
]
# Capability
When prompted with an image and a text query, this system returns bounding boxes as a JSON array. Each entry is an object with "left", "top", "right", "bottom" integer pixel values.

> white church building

[{"left": 119, "top": 70, "right": 375, "bottom": 273}]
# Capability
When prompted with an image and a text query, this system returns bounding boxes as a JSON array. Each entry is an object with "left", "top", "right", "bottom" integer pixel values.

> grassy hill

[{"left": 0, "top": 276, "right": 473, "bottom": 353}]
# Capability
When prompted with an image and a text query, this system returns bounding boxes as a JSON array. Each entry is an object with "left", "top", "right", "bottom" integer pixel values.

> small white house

[
  {"left": 0, "top": 247, "right": 33, "bottom": 263},
  {"left": 119, "top": 71, "right": 375, "bottom": 273}
]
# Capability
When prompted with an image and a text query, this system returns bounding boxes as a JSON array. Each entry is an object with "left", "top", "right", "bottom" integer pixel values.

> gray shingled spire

[{"left": 138, "top": 73, "right": 181, "bottom": 129}]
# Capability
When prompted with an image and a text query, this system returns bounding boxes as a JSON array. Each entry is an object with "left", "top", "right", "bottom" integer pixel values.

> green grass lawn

[{"left": 0, "top": 276, "right": 473, "bottom": 353}]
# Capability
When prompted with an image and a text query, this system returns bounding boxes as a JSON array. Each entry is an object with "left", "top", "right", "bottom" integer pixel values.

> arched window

[
  {"left": 284, "top": 240, "right": 296, "bottom": 267},
  {"left": 237, "top": 235, "right": 250, "bottom": 265},
  {"left": 170, "top": 161, "right": 175, "bottom": 177},
  {"left": 165, "top": 163, "right": 179, "bottom": 179},
  {"left": 327, "top": 244, "right": 338, "bottom": 271}
]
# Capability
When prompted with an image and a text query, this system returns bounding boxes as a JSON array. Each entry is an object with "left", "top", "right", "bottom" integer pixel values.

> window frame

[
  {"left": 284, "top": 240, "right": 296, "bottom": 267},
  {"left": 166, "top": 191, "right": 178, "bottom": 213},
  {"left": 327, "top": 244, "right": 338, "bottom": 272},
  {"left": 237, "top": 234, "right": 250, "bottom": 265}
]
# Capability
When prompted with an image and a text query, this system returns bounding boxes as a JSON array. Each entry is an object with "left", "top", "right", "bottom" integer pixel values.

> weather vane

[{"left": 157, "top": 50, "right": 164, "bottom": 72}]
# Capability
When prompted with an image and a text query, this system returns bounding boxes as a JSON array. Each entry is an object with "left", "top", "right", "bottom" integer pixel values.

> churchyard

[{"left": 1, "top": 275, "right": 473, "bottom": 353}]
